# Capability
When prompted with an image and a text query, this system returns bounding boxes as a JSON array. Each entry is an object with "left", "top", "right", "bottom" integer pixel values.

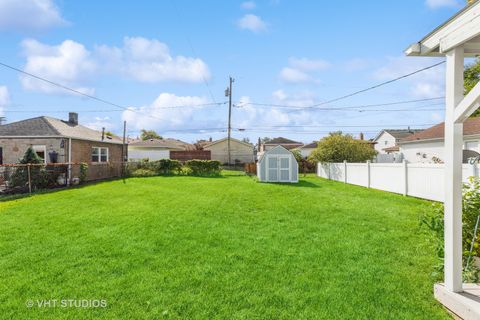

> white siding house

[
  {"left": 372, "top": 129, "right": 423, "bottom": 154},
  {"left": 128, "top": 139, "right": 193, "bottom": 161},
  {"left": 398, "top": 118, "right": 480, "bottom": 163}
]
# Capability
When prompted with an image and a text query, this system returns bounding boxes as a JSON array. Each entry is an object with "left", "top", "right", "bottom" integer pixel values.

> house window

[
  {"left": 465, "top": 141, "right": 479, "bottom": 152},
  {"left": 92, "top": 147, "right": 109, "bottom": 163},
  {"left": 32, "top": 145, "right": 47, "bottom": 164}
]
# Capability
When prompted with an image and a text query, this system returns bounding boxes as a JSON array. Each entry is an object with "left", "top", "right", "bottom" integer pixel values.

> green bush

[
  {"left": 185, "top": 160, "right": 221, "bottom": 176},
  {"left": 79, "top": 163, "right": 88, "bottom": 183},
  {"left": 9, "top": 147, "right": 51, "bottom": 191},
  {"left": 149, "top": 159, "right": 182, "bottom": 175},
  {"left": 131, "top": 169, "right": 157, "bottom": 177},
  {"left": 420, "top": 176, "right": 480, "bottom": 282}
]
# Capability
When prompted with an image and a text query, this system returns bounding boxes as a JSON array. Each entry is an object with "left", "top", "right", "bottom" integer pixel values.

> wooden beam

[
  {"left": 440, "top": 13, "right": 480, "bottom": 53},
  {"left": 444, "top": 46, "right": 465, "bottom": 293},
  {"left": 454, "top": 81, "right": 480, "bottom": 123}
]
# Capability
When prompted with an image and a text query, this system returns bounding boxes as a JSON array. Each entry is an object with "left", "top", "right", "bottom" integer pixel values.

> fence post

[
  {"left": 366, "top": 160, "right": 371, "bottom": 188},
  {"left": 403, "top": 159, "right": 408, "bottom": 196},
  {"left": 343, "top": 160, "right": 347, "bottom": 184},
  {"left": 471, "top": 162, "right": 477, "bottom": 178},
  {"left": 27, "top": 164, "right": 32, "bottom": 194}
]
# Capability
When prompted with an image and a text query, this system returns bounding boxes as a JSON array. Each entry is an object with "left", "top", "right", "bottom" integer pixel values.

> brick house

[{"left": 0, "top": 113, "right": 124, "bottom": 181}]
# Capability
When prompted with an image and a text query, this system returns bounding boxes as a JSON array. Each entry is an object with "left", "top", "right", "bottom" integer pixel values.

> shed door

[
  {"left": 279, "top": 156, "right": 290, "bottom": 182},
  {"left": 267, "top": 156, "right": 278, "bottom": 181}
]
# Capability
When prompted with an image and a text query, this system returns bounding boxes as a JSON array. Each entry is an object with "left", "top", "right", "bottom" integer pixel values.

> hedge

[{"left": 184, "top": 160, "right": 222, "bottom": 176}]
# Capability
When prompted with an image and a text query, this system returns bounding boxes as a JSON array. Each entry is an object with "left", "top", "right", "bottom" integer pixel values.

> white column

[{"left": 444, "top": 46, "right": 465, "bottom": 292}]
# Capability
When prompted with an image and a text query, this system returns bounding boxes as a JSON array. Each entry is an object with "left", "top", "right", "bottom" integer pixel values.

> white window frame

[
  {"left": 92, "top": 147, "right": 109, "bottom": 163},
  {"left": 32, "top": 145, "right": 47, "bottom": 164}
]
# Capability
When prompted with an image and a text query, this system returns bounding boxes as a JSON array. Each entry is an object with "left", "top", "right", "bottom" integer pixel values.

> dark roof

[
  {"left": 129, "top": 138, "right": 194, "bottom": 150},
  {"left": 0, "top": 116, "right": 123, "bottom": 144},
  {"left": 265, "top": 137, "right": 303, "bottom": 145},
  {"left": 382, "top": 129, "right": 424, "bottom": 140},
  {"left": 401, "top": 117, "right": 480, "bottom": 143},
  {"left": 302, "top": 142, "right": 318, "bottom": 149}
]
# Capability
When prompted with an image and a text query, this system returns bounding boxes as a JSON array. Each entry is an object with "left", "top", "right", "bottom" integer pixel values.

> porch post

[{"left": 444, "top": 46, "right": 464, "bottom": 292}]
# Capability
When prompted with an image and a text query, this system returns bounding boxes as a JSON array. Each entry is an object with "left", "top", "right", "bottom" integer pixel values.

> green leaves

[{"left": 308, "top": 133, "right": 377, "bottom": 163}]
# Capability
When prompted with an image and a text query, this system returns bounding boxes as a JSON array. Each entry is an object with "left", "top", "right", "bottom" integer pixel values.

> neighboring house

[
  {"left": 399, "top": 118, "right": 480, "bottom": 163},
  {"left": 372, "top": 129, "right": 423, "bottom": 155},
  {"left": 260, "top": 137, "right": 303, "bottom": 152},
  {"left": 0, "top": 112, "right": 124, "bottom": 180},
  {"left": 128, "top": 138, "right": 194, "bottom": 161},
  {"left": 295, "top": 142, "right": 318, "bottom": 159},
  {"left": 257, "top": 145, "right": 298, "bottom": 183},
  {"left": 203, "top": 137, "right": 254, "bottom": 164}
]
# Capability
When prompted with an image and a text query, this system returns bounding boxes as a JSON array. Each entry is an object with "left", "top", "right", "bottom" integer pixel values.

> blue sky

[{"left": 0, "top": 0, "right": 468, "bottom": 143}]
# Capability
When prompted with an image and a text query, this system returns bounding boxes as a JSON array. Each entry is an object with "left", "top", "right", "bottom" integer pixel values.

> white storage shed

[{"left": 257, "top": 146, "right": 298, "bottom": 183}]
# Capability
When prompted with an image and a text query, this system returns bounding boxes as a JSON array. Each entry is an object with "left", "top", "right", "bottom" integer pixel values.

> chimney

[
  {"left": 209, "top": 137, "right": 212, "bottom": 142},
  {"left": 68, "top": 112, "right": 78, "bottom": 125},
  {"left": 359, "top": 132, "right": 364, "bottom": 140}
]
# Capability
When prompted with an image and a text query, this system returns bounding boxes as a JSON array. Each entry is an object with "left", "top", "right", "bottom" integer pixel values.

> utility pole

[{"left": 225, "top": 76, "right": 234, "bottom": 166}]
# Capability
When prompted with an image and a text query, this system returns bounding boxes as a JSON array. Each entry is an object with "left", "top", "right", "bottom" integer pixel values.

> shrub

[
  {"left": 9, "top": 147, "right": 50, "bottom": 191},
  {"left": 131, "top": 169, "right": 157, "bottom": 177},
  {"left": 149, "top": 159, "right": 182, "bottom": 175},
  {"left": 79, "top": 163, "right": 88, "bottom": 183},
  {"left": 309, "top": 132, "right": 377, "bottom": 163},
  {"left": 185, "top": 160, "right": 221, "bottom": 176},
  {"left": 420, "top": 176, "right": 480, "bottom": 282}
]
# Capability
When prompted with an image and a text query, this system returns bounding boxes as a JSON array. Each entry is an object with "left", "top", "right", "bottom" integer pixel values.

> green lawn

[{"left": 0, "top": 172, "right": 449, "bottom": 319}]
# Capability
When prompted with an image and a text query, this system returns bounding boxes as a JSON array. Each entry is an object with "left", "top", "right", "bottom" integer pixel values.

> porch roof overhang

[{"left": 405, "top": 1, "right": 480, "bottom": 57}]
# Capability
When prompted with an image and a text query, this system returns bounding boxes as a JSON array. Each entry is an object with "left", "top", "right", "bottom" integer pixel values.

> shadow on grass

[{"left": 260, "top": 180, "right": 320, "bottom": 188}]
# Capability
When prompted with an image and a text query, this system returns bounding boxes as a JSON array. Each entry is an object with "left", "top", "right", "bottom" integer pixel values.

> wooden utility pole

[{"left": 226, "top": 76, "right": 234, "bottom": 165}]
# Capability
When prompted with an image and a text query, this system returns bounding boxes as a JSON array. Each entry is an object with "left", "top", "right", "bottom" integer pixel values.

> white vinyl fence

[{"left": 317, "top": 161, "right": 479, "bottom": 202}]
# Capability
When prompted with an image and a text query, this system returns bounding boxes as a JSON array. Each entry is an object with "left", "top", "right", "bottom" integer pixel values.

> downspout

[{"left": 67, "top": 138, "right": 72, "bottom": 186}]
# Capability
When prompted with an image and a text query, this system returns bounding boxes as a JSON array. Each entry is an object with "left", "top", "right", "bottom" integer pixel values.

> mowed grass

[{"left": 0, "top": 172, "right": 449, "bottom": 319}]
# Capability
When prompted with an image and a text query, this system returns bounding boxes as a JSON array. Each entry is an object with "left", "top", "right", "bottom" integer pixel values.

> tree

[
  {"left": 308, "top": 132, "right": 377, "bottom": 163},
  {"left": 465, "top": 58, "right": 480, "bottom": 117},
  {"left": 140, "top": 129, "right": 162, "bottom": 141}
]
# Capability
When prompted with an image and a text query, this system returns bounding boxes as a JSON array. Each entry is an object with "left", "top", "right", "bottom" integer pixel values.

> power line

[
  {"left": 0, "top": 62, "right": 127, "bottom": 111},
  {"left": 0, "top": 61, "right": 225, "bottom": 122},
  {"left": 308, "top": 61, "right": 446, "bottom": 107},
  {"left": 236, "top": 96, "right": 445, "bottom": 110},
  {"left": 239, "top": 123, "right": 435, "bottom": 129},
  {"left": 169, "top": 0, "right": 217, "bottom": 104}
]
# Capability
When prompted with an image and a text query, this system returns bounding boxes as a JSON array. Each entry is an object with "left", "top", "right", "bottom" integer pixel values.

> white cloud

[
  {"left": 279, "top": 57, "right": 330, "bottom": 83},
  {"left": 0, "top": 86, "right": 10, "bottom": 117},
  {"left": 279, "top": 67, "right": 312, "bottom": 83},
  {"left": 122, "top": 93, "right": 210, "bottom": 131},
  {"left": 96, "top": 37, "right": 210, "bottom": 83},
  {"left": 373, "top": 56, "right": 445, "bottom": 98},
  {"left": 0, "top": 0, "right": 66, "bottom": 32},
  {"left": 425, "top": 0, "right": 460, "bottom": 9},
  {"left": 237, "top": 14, "right": 267, "bottom": 33},
  {"left": 241, "top": 1, "right": 256, "bottom": 9},
  {"left": 21, "top": 39, "right": 97, "bottom": 95},
  {"left": 84, "top": 116, "right": 114, "bottom": 131},
  {"left": 19, "top": 37, "right": 211, "bottom": 95}
]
